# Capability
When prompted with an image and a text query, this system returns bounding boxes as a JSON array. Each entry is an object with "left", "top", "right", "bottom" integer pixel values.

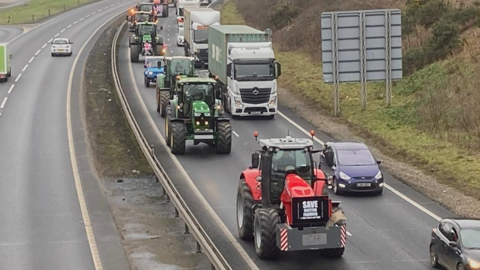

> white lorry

[
  {"left": 184, "top": 7, "right": 220, "bottom": 68},
  {"left": 208, "top": 25, "right": 282, "bottom": 119},
  {"left": 176, "top": 0, "right": 200, "bottom": 28}
]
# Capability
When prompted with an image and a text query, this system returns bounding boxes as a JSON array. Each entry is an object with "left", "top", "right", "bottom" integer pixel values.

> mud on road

[{"left": 83, "top": 17, "right": 210, "bottom": 269}]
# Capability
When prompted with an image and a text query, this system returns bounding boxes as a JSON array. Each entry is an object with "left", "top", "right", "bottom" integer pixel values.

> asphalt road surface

[
  {"left": 0, "top": 1, "right": 137, "bottom": 269},
  {"left": 117, "top": 6, "right": 458, "bottom": 270}
]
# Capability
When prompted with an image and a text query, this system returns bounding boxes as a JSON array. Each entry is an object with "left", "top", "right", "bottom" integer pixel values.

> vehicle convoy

[
  {"left": 208, "top": 25, "right": 282, "bottom": 119},
  {"left": 176, "top": 0, "right": 200, "bottom": 28},
  {"left": 183, "top": 8, "right": 220, "bottom": 68},
  {"left": 129, "top": 22, "right": 164, "bottom": 62},
  {"left": 237, "top": 132, "right": 347, "bottom": 259},
  {"left": 0, "top": 43, "right": 12, "bottom": 82},
  {"left": 164, "top": 76, "right": 231, "bottom": 154},
  {"left": 156, "top": 56, "right": 196, "bottom": 117},
  {"left": 322, "top": 142, "right": 384, "bottom": 195},
  {"left": 144, "top": 56, "right": 165, "bottom": 87},
  {"left": 127, "top": 11, "right": 156, "bottom": 32},
  {"left": 430, "top": 218, "right": 480, "bottom": 270},
  {"left": 50, "top": 38, "right": 73, "bottom": 57}
]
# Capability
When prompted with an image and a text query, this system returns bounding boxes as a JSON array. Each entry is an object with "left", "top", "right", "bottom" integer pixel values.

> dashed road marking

[
  {"left": 42, "top": 43, "right": 47, "bottom": 49},
  {"left": 61, "top": 29, "right": 66, "bottom": 33},
  {"left": 35, "top": 49, "right": 41, "bottom": 56},
  {"left": 48, "top": 38, "right": 53, "bottom": 42},
  {"left": 80, "top": 17, "right": 84, "bottom": 21},
  {"left": 54, "top": 33, "right": 59, "bottom": 37},
  {"left": 74, "top": 20, "right": 78, "bottom": 24},
  {"left": 28, "top": 57, "right": 34, "bottom": 63},
  {"left": 92, "top": 11, "right": 96, "bottom": 14},
  {"left": 67, "top": 24, "right": 72, "bottom": 28},
  {"left": 14, "top": 74, "right": 21, "bottom": 82},
  {"left": 7, "top": 84, "right": 14, "bottom": 94},
  {"left": 22, "top": 64, "right": 28, "bottom": 72},
  {"left": 85, "top": 14, "right": 90, "bottom": 18},
  {"left": 1, "top": 97, "right": 8, "bottom": 109}
]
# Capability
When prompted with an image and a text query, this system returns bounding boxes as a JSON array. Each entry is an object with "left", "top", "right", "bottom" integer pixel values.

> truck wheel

[
  {"left": 159, "top": 91, "right": 169, "bottom": 117},
  {"left": 254, "top": 208, "right": 280, "bottom": 260},
  {"left": 165, "top": 106, "right": 172, "bottom": 147},
  {"left": 216, "top": 121, "right": 231, "bottom": 154},
  {"left": 170, "top": 121, "right": 186, "bottom": 154},
  {"left": 322, "top": 247, "right": 345, "bottom": 258},
  {"left": 237, "top": 180, "right": 254, "bottom": 240},
  {"left": 130, "top": 45, "right": 139, "bottom": 62}
]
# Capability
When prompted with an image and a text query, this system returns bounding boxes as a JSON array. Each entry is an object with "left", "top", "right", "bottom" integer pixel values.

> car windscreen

[
  {"left": 178, "top": 28, "right": 184, "bottom": 36},
  {"left": 139, "top": 5, "right": 152, "bottom": 11},
  {"left": 337, "top": 149, "right": 376, "bottom": 166},
  {"left": 461, "top": 228, "right": 480, "bottom": 249},
  {"left": 54, "top": 40, "right": 68, "bottom": 44},
  {"left": 234, "top": 63, "right": 275, "bottom": 80},
  {"left": 146, "top": 60, "right": 159, "bottom": 68}
]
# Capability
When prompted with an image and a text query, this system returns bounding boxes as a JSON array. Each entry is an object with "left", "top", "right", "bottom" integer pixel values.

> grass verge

[
  {"left": 0, "top": 0, "right": 99, "bottom": 24},
  {"left": 84, "top": 17, "right": 152, "bottom": 178},
  {"left": 221, "top": 0, "right": 480, "bottom": 202}
]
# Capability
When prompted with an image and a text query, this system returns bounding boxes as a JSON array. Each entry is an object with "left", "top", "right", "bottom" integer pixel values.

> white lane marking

[
  {"left": 54, "top": 33, "right": 59, "bottom": 37},
  {"left": 92, "top": 12, "right": 96, "bottom": 14},
  {"left": 7, "top": 84, "right": 14, "bottom": 94},
  {"left": 74, "top": 20, "right": 78, "bottom": 24},
  {"left": 48, "top": 38, "right": 53, "bottom": 42},
  {"left": 66, "top": 9, "right": 128, "bottom": 270},
  {"left": 22, "top": 64, "right": 28, "bottom": 72},
  {"left": 35, "top": 50, "right": 41, "bottom": 56},
  {"left": 126, "top": 46, "right": 261, "bottom": 270},
  {"left": 233, "top": 131, "right": 239, "bottom": 137},
  {"left": 80, "top": 17, "right": 84, "bottom": 21},
  {"left": 97, "top": 9, "right": 102, "bottom": 12},
  {"left": 86, "top": 14, "right": 90, "bottom": 18},
  {"left": 28, "top": 57, "right": 34, "bottom": 63},
  {"left": 61, "top": 29, "right": 66, "bottom": 33},
  {"left": 14, "top": 74, "right": 22, "bottom": 82},
  {"left": 0, "top": 97, "right": 7, "bottom": 109},
  {"left": 277, "top": 110, "right": 443, "bottom": 222},
  {"left": 42, "top": 43, "right": 47, "bottom": 49},
  {"left": 67, "top": 24, "right": 72, "bottom": 28}
]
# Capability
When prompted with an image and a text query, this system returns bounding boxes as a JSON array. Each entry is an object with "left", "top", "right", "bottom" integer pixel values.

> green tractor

[
  {"left": 129, "top": 22, "right": 164, "bottom": 62},
  {"left": 164, "top": 77, "right": 231, "bottom": 154},
  {"left": 156, "top": 56, "right": 196, "bottom": 117},
  {"left": 127, "top": 11, "right": 157, "bottom": 32}
]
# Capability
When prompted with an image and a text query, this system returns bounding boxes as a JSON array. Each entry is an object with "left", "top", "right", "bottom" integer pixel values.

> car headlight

[
  {"left": 468, "top": 258, "right": 480, "bottom": 269},
  {"left": 148, "top": 71, "right": 153, "bottom": 75},
  {"left": 375, "top": 171, "right": 383, "bottom": 180},
  {"left": 339, "top": 171, "right": 351, "bottom": 180}
]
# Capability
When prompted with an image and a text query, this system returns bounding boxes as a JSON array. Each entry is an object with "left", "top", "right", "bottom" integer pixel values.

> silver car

[{"left": 51, "top": 38, "right": 73, "bottom": 56}]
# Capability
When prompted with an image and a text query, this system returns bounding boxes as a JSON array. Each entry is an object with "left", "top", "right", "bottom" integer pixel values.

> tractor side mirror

[
  {"left": 275, "top": 62, "right": 281, "bottom": 77},
  {"left": 160, "top": 26, "right": 163, "bottom": 30},
  {"left": 144, "top": 64, "right": 147, "bottom": 68},
  {"left": 226, "top": 63, "right": 232, "bottom": 78},
  {"left": 251, "top": 153, "right": 260, "bottom": 168},
  {"left": 449, "top": 241, "right": 457, "bottom": 248}
]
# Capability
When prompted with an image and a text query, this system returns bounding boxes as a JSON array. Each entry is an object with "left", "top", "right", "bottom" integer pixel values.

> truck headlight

[
  {"left": 234, "top": 97, "right": 242, "bottom": 107},
  {"left": 339, "top": 171, "right": 351, "bottom": 180},
  {"left": 269, "top": 98, "right": 276, "bottom": 107},
  {"left": 375, "top": 171, "right": 383, "bottom": 180}
]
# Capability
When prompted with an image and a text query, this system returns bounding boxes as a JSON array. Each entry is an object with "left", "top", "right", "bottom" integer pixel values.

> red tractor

[{"left": 236, "top": 131, "right": 347, "bottom": 259}]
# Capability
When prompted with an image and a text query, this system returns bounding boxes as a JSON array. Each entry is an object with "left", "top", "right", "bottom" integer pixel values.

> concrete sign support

[{"left": 321, "top": 9, "right": 402, "bottom": 116}]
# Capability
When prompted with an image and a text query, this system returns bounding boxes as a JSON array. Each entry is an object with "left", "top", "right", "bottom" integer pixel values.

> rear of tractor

[
  {"left": 156, "top": 56, "right": 196, "bottom": 117},
  {"left": 129, "top": 22, "right": 164, "bottom": 62},
  {"left": 237, "top": 132, "right": 347, "bottom": 259},
  {"left": 164, "top": 77, "right": 230, "bottom": 154}
]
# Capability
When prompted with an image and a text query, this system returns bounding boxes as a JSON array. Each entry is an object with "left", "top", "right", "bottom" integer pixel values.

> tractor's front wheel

[
  {"left": 165, "top": 106, "right": 172, "bottom": 147},
  {"left": 216, "top": 121, "right": 232, "bottom": 154},
  {"left": 237, "top": 180, "right": 254, "bottom": 240},
  {"left": 170, "top": 121, "right": 186, "bottom": 154},
  {"left": 322, "top": 247, "right": 345, "bottom": 258},
  {"left": 254, "top": 208, "right": 280, "bottom": 260},
  {"left": 159, "top": 91, "right": 169, "bottom": 117}
]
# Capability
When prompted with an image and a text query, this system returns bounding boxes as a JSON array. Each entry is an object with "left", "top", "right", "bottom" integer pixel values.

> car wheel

[
  {"left": 430, "top": 245, "right": 440, "bottom": 268},
  {"left": 457, "top": 264, "right": 465, "bottom": 270}
]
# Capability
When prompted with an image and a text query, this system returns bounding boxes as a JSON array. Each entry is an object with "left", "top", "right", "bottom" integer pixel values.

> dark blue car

[
  {"left": 322, "top": 142, "right": 384, "bottom": 195},
  {"left": 144, "top": 56, "right": 165, "bottom": 87}
]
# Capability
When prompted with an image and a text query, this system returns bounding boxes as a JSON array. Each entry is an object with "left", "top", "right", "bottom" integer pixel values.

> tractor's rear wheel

[
  {"left": 130, "top": 45, "right": 139, "bottom": 62},
  {"left": 170, "top": 121, "right": 186, "bottom": 154},
  {"left": 165, "top": 106, "right": 172, "bottom": 147},
  {"left": 159, "top": 91, "right": 169, "bottom": 117},
  {"left": 216, "top": 121, "right": 232, "bottom": 154},
  {"left": 254, "top": 208, "right": 280, "bottom": 260},
  {"left": 322, "top": 247, "right": 345, "bottom": 258},
  {"left": 237, "top": 180, "right": 254, "bottom": 240}
]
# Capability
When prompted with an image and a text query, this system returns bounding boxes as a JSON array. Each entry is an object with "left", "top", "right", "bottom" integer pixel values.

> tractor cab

[
  {"left": 136, "top": 2, "right": 156, "bottom": 15},
  {"left": 174, "top": 77, "right": 217, "bottom": 120},
  {"left": 128, "top": 11, "right": 156, "bottom": 31}
]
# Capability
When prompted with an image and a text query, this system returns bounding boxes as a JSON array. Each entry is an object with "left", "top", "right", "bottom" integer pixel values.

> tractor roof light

[
  {"left": 214, "top": 75, "right": 219, "bottom": 81},
  {"left": 176, "top": 75, "right": 181, "bottom": 80}
]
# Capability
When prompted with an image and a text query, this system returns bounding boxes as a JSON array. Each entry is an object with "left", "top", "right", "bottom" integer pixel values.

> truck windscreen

[
  {"left": 193, "top": 30, "right": 208, "bottom": 44},
  {"left": 235, "top": 63, "right": 275, "bottom": 80},
  {"left": 178, "top": 8, "right": 184, "bottom": 16}
]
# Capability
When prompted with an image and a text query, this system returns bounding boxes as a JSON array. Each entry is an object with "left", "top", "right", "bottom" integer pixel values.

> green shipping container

[{"left": 208, "top": 25, "right": 268, "bottom": 83}]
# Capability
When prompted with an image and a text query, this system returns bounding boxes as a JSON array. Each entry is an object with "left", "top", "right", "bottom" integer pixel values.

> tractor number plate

[
  {"left": 357, "top": 183, "right": 371, "bottom": 187},
  {"left": 302, "top": 233, "right": 327, "bottom": 246}
]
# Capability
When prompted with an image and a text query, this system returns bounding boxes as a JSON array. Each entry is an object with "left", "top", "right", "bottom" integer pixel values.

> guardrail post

[
  {"left": 184, "top": 223, "right": 189, "bottom": 234},
  {"left": 63, "top": 4, "right": 66, "bottom": 10},
  {"left": 32, "top": 15, "right": 34, "bottom": 21},
  {"left": 196, "top": 242, "right": 201, "bottom": 253},
  {"left": 174, "top": 207, "right": 179, "bottom": 217},
  {"left": 7, "top": 16, "right": 10, "bottom": 23},
  {"left": 150, "top": 144, "right": 155, "bottom": 157},
  {"left": 48, "top": 9, "right": 51, "bottom": 16}
]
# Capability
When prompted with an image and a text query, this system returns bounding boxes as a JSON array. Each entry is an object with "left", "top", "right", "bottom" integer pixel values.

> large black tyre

[
  {"left": 159, "top": 91, "right": 169, "bottom": 117},
  {"left": 216, "top": 121, "right": 232, "bottom": 154},
  {"left": 237, "top": 180, "right": 254, "bottom": 240},
  {"left": 165, "top": 106, "right": 172, "bottom": 147},
  {"left": 130, "top": 45, "right": 139, "bottom": 62},
  {"left": 254, "top": 208, "right": 280, "bottom": 260},
  {"left": 170, "top": 121, "right": 186, "bottom": 154},
  {"left": 322, "top": 247, "right": 345, "bottom": 258}
]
